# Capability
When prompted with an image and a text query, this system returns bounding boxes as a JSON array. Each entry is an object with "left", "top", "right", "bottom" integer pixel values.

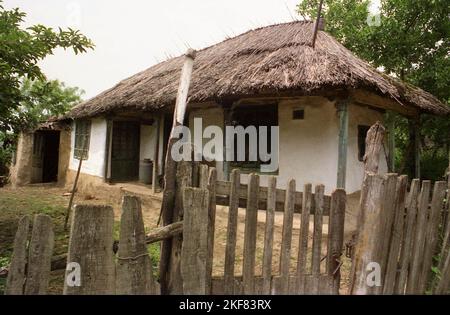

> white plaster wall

[
  {"left": 188, "top": 105, "right": 225, "bottom": 180},
  {"left": 238, "top": 98, "right": 387, "bottom": 194},
  {"left": 69, "top": 118, "right": 107, "bottom": 178}
]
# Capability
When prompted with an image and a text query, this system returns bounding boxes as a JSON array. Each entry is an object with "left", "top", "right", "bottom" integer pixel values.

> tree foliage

[
  {"left": 0, "top": 0, "right": 93, "bottom": 133},
  {"left": 298, "top": 0, "right": 450, "bottom": 179}
]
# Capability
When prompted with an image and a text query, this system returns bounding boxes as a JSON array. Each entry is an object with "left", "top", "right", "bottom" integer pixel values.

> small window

[
  {"left": 293, "top": 109, "right": 305, "bottom": 120},
  {"left": 358, "top": 125, "right": 370, "bottom": 161},
  {"left": 74, "top": 120, "right": 91, "bottom": 160}
]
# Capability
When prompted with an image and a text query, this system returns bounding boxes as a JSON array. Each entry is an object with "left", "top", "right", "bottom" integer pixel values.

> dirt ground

[{"left": 0, "top": 183, "right": 361, "bottom": 294}]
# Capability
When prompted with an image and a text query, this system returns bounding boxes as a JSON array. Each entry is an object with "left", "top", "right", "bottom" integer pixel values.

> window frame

[{"left": 74, "top": 120, "right": 91, "bottom": 160}]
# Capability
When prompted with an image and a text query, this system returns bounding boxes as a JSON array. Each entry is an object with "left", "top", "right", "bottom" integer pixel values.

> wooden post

[
  {"left": 152, "top": 115, "right": 161, "bottom": 193},
  {"left": 349, "top": 174, "right": 386, "bottom": 295},
  {"left": 262, "top": 176, "right": 276, "bottom": 294},
  {"left": 159, "top": 48, "right": 196, "bottom": 294},
  {"left": 5, "top": 216, "right": 30, "bottom": 295},
  {"left": 181, "top": 187, "right": 210, "bottom": 294},
  {"left": 116, "top": 196, "right": 155, "bottom": 294},
  {"left": 24, "top": 215, "right": 54, "bottom": 295},
  {"left": 336, "top": 100, "right": 349, "bottom": 189},
  {"left": 64, "top": 204, "right": 115, "bottom": 295},
  {"left": 414, "top": 119, "right": 421, "bottom": 179},
  {"left": 363, "top": 122, "right": 386, "bottom": 174},
  {"left": 387, "top": 114, "right": 396, "bottom": 172},
  {"left": 104, "top": 119, "right": 113, "bottom": 182},
  {"left": 205, "top": 168, "right": 217, "bottom": 294}
]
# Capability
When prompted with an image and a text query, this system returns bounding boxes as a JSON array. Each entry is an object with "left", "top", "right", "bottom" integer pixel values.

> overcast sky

[{"left": 5, "top": 0, "right": 307, "bottom": 99}]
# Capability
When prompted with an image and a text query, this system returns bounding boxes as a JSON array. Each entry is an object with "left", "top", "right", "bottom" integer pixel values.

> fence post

[
  {"left": 205, "top": 168, "right": 217, "bottom": 294},
  {"left": 64, "top": 204, "right": 115, "bottom": 295},
  {"left": 349, "top": 174, "right": 386, "bottom": 295},
  {"left": 24, "top": 214, "right": 54, "bottom": 295},
  {"left": 5, "top": 216, "right": 30, "bottom": 295},
  {"left": 181, "top": 187, "right": 210, "bottom": 294},
  {"left": 116, "top": 196, "right": 156, "bottom": 294},
  {"left": 327, "top": 189, "right": 346, "bottom": 294}
]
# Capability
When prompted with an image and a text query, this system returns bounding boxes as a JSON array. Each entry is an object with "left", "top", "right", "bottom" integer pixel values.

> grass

[{"left": 0, "top": 185, "right": 161, "bottom": 294}]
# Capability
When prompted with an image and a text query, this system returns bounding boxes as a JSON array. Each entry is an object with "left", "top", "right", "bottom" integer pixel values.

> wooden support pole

[
  {"left": 223, "top": 107, "right": 232, "bottom": 181},
  {"left": 387, "top": 114, "right": 395, "bottom": 172},
  {"left": 159, "top": 48, "right": 196, "bottom": 294},
  {"left": 104, "top": 119, "right": 113, "bottom": 182},
  {"left": 414, "top": 118, "right": 421, "bottom": 179},
  {"left": 336, "top": 99, "right": 349, "bottom": 189},
  {"left": 152, "top": 114, "right": 161, "bottom": 193}
]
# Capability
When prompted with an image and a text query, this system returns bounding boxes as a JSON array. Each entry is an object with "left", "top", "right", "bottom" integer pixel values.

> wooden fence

[
  {"left": 349, "top": 173, "right": 450, "bottom": 295},
  {"left": 184, "top": 165, "right": 346, "bottom": 295}
]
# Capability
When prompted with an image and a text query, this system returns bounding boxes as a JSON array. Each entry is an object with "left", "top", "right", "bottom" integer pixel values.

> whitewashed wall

[
  {"left": 69, "top": 118, "right": 107, "bottom": 178},
  {"left": 188, "top": 105, "right": 225, "bottom": 180}
]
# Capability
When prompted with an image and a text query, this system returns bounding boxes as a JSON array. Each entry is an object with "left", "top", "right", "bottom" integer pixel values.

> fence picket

[
  {"left": 383, "top": 175, "right": 408, "bottom": 294},
  {"left": 206, "top": 168, "right": 217, "bottom": 294},
  {"left": 419, "top": 181, "right": 446, "bottom": 293},
  {"left": 279, "top": 179, "right": 295, "bottom": 294},
  {"left": 5, "top": 216, "right": 30, "bottom": 295},
  {"left": 407, "top": 180, "right": 431, "bottom": 294},
  {"left": 116, "top": 196, "right": 155, "bottom": 294},
  {"left": 181, "top": 187, "right": 210, "bottom": 294},
  {"left": 296, "top": 183, "right": 312, "bottom": 294},
  {"left": 224, "top": 169, "right": 240, "bottom": 294},
  {"left": 24, "top": 214, "right": 54, "bottom": 295},
  {"left": 262, "top": 176, "right": 276, "bottom": 294},
  {"left": 311, "top": 184, "right": 325, "bottom": 293},
  {"left": 395, "top": 179, "right": 420, "bottom": 294},
  {"left": 242, "top": 174, "right": 259, "bottom": 294},
  {"left": 64, "top": 204, "right": 115, "bottom": 295}
]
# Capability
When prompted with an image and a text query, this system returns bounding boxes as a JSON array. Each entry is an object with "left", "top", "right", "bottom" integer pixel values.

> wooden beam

[
  {"left": 336, "top": 99, "right": 349, "bottom": 189},
  {"left": 104, "top": 119, "right": 113, "bottom": 182},
  {"left": 152, "top": 114, "right": 161, "bottom": 193},
  {"left": 351, "top": 89, "right": 419, "bottom": 117},
  {"left": 387, "top": 113, "right": 396, "bottom": 172},
  {"left": 223, "top": 107, "right": 232, "bottom": 181}
]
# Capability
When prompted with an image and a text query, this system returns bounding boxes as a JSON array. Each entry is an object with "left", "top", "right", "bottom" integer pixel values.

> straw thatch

[{"left": 68, "top": 21, "right": 449, "bottom": 119}]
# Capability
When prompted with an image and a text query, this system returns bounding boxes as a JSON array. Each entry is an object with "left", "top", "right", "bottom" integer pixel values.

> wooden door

[{"left": 111, "top": 121, "right": 140, "bottom": 182}]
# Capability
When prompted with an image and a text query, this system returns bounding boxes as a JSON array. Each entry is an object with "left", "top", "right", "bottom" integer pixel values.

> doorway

[
  {"left": 111, "top": 121, "right": 140, "bottom": 182},
  {"left": 32, "top": 130, "right": 60, "bottom": 183}
]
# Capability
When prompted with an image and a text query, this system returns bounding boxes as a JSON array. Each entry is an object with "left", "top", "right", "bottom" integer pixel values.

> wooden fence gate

[{"left": 181, "top": 165, "right": 346, "bottom": 294}]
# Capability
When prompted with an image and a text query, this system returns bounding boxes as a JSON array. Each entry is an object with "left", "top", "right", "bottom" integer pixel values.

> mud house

[{"left": 10, "top": 21, "right": 450, "bottom": 194}]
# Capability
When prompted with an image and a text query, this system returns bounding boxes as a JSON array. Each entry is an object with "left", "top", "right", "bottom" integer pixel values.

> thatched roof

[{"left": 67, "top": 21, "right": 449, "bottom": 119}]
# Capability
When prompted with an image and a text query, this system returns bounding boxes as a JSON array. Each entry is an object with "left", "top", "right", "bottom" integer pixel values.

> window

[
  {"left": 229, "top": 104, "right": 278, "bottom": 172},
  {"left": 292, "top": 108, "right": 305, "bottom": 120},
  {"left": 74, "top": 120, "right": 91, "bottom": 159},
  {"left": 358, "top": 125, "right": 370, "bottom": 161}
]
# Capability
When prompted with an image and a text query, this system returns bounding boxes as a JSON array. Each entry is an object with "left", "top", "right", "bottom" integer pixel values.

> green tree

[
  {"left": 0, "top": 0, "right": 93, "bottom": 133},
  {"left": 0, "top": 79, "right": 83, "bottom": 176},
  {"left": 298, "top": 0, "right": 450, "bottom": 179}
]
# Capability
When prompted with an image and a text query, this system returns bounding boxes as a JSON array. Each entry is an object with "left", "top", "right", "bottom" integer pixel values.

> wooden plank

[
  {"left": 438, "top": 177, "right": 450, "bottom": 273},
  {"left": 311, "top": 184, "right": 325, "bottom": 293},
  {"left": 363, "top": 122, "right": 386, "bottom": 174},
  {"left": 24, "top": 214, "right": 54, "bottom": 295},
  {"left": 336, "top": 100, "right": 349, "bottom": 189},
  {"left": 379, "top": 174, "right": 398, "bottom": 280},
  {"left": 383, "top": 175, "right": 408, "bottom": 294},
  {"left": 435, "top": 246, "right": 450, "bottom": 294},
  {"left": 406, "top": 180, "right": 430, "bottom": 294},
  {"left": 215, "top": 180, "right": 331, "bottom": 215},
  {"left": 64, "top": 205, "right": 115, "bottom": 295},
  {"left": 5, "top": 216, "right": 30, "bottom": 295},
  {"left": 116, "top": 196, "right": 155, "bottom": 294},
  {"left": 181, "top": 187, "right": 210, "bottom": 294},
  {"left": 199, "top": 164, "right": 209, "bottom": 189},
  {"left": 327, "top": 189, "right": 346, "bottom": 294},
  {"left": 242, "top": 174, "right": 259, "bottom": 294},
  {"left": 262, "top": 176, "right": 276, "bottom": 294},
  {"left": 387, "top": 115, "right": 396, "bottom": 172},
  {"left": 349, "top": 174, "right": 386, "bottom": 295},
  {"left": 419, "top": 181, "right": 446, "bottom": 294},
  {"left": 167, "top": 161, "right": 192, "bottom": 294},
  {"left": 395, "top": 179, "right": 420, "bottom": 294},
  {"left": 296, "top": 183, "right": 312, "bottom": 294},
  {"left": 152, "top": 114, "right": 161, "bottom": 193},
  {"left": 205, "top": 168, "right": 217, "bottom": 294},
  {"left": 279, "top": 179, "right": 295, "bottom": 294},
  {"left": 223, "top": 169, "right": 240, "bottom": 294}
]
